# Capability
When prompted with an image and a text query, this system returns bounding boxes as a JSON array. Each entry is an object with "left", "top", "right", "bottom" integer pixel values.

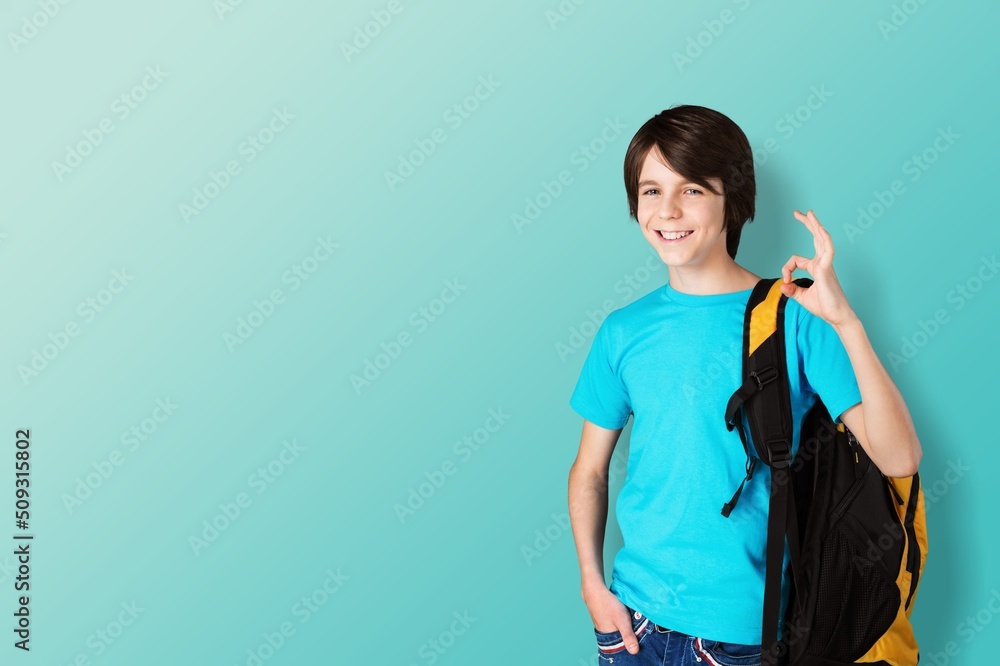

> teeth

[{"left": 659, "top": 230, "right": 692, "bottom": 240}]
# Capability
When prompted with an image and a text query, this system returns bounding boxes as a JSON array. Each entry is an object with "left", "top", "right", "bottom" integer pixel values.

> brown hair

[{"left": 623, "top": 105, "right": 755, "bottom": 259}]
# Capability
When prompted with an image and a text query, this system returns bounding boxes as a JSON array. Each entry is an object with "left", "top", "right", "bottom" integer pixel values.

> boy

[{"left": 567, "top": 105, "right": 922, "bottom": 665}]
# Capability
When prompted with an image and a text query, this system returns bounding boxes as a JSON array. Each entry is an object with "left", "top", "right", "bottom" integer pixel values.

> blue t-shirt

[{"left": 569, "top": 280, "right": 862, "bottom": 645}]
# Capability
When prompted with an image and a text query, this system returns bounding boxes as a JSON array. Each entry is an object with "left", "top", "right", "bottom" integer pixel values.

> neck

[{"left": 667, "top": 253, "right": 760, "bottom": 295}]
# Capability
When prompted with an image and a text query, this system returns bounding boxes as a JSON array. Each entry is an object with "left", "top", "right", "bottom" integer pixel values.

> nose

[{"left": 658, "top": 193, "right": 679, "bottom": 219}]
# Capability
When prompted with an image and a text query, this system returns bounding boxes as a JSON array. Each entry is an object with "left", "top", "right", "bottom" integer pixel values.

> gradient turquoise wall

[{"left": 1, "top": 0, "right": 997, "bottom": 663}]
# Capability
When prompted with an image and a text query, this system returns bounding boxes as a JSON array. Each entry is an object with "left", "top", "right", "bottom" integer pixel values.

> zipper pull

[
  {"left": 845, "top": 429, "right": 863, "bottom": 479},
  {"left": 887, "top": 479, "right": 904, "bottom": 506}
]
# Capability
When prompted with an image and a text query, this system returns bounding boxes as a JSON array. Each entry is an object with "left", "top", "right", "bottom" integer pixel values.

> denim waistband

[{"left": 624, "top": 604, "right": 675, "bottom": 634}]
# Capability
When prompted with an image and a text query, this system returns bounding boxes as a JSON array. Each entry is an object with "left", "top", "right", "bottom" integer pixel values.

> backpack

[{"left": 720, "top": 277, "right": 928, "bottom": 666}]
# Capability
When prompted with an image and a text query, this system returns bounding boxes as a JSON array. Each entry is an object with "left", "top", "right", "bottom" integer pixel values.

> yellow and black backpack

[{"left": 721, "top": 277, "right": 928, "bottom": 666}]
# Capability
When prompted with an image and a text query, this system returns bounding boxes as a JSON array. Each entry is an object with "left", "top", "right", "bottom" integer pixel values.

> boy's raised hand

[{"left": 780, "top": 209, "right": 858, "bottom": 328}]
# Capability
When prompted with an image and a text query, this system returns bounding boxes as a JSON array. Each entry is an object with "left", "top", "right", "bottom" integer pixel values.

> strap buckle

[
  {"left": 751, "top": 366, "right": 779, "bottom": 389},
  {"left": 768, "top": 439, "right": 791, "bottom": 469}
]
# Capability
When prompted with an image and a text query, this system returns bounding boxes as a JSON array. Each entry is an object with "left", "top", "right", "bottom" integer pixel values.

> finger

[
  {"left": 781, "top": 254, "right": 811, "bottom": 282},
  {"left": 794, "top": 210, "right": 825, "bottom": 257},
  {"left": 810, "top": 210, "right": 836, "bottom": 262},
  {"left": 794, "top": 209, "right": 817, "bottom": 229},
  {"left": 806, "top": 209, "right": 834, "bottom": 260},
  {"left": 796, "top": 209, "right": 824, "bottom": 240},
  {"left": 805, "top": 210, "right": 827, "bottom": 257}
]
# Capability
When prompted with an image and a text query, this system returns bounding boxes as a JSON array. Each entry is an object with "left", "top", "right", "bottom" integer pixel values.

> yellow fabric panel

[
  {"left": 888, "top": 477, "right": 911, "bottom": 523},
  {"left": 857, "top": 477, "right": 926, "bottom": 665},
  {"left": 748, "top": 280, "right": 785, "bottom": 356},
  {"left": 907, "top": 487, "right": 929, "bottom": 618},
  {"left": 857, "top": 604, "right": 919, "bottom": 665}
]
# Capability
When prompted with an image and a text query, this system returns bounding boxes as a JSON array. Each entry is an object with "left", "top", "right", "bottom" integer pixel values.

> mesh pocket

[{"left": 809, "top": 517, "right": 899, "bottom": 661}]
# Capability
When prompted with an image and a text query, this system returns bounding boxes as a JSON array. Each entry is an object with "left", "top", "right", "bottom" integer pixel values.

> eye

[
  {"left": 685, "top": 188, "right": 702, "bottom": 195},
  {"left": 642, "top": 188, "right": 659, "bottom": 196}
]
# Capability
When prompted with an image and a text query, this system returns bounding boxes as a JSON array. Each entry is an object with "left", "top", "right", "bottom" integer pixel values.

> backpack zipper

[
  {"left": 831, "top": 433, "right": 871, "bottom": 519},
  {"left": 903, "top": 475, "right": 922, "bottom": 610},
  {"left": 887, "top": 478, "right": 904, "bottom": 506}
]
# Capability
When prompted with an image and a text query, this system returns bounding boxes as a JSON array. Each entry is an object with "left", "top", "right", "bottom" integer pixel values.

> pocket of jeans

[
  {"left": 694, "top": 637, "right": 761, "bottom": 665},
  {"left": 594, "top": 606, "right": 651, "bottom": 657}
]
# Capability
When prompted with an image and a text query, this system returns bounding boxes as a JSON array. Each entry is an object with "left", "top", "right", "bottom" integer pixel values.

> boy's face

[{"left": 636, "top": 148, "right": 728, "bottom": 268}]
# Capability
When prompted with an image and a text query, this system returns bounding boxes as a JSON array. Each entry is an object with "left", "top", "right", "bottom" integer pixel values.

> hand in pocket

[{"left": 585, "top": 587, "right": 641, "bottom": 655}]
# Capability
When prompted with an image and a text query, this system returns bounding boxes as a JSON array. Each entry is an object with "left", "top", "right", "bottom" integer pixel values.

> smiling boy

[{"left": 567, "top": 105, "right": 922, "bottom": 665}]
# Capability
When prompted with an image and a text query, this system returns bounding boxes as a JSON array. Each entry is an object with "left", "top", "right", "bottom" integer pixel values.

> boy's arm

[
  {"left": 834, "top": 315, "right": 922, "bottom": 477},
  {"left": 568, "top": 419, "right": 642, "bottom": 653},
  {"left": 780, "top": 208, "right": 922, "bottom": 477},
  {"left": 568, "top": 419, "right": 618, "bottom": 591}
]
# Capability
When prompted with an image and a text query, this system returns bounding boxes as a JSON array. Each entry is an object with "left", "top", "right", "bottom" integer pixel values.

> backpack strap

[
  {"left": 722, "top": 276, "right": 813, "bottom": 666},
  {"left": 722, "top": 278, "right": 793, "bottom": 516}
]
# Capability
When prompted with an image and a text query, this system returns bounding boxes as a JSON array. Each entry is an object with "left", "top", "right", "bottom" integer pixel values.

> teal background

[{"left": 1, "top": 0, "right": 996, "bottom": 663}]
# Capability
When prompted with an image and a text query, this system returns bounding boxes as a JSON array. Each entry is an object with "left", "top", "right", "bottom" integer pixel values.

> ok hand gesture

[{"left": 780, "top": 209, "right": 858, "bottom": 328}]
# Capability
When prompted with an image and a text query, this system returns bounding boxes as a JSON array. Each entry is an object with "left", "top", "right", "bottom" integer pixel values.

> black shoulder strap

[
  {"left": 722, "top": 278, "right": 791, "bottom": 516},
  {"left": 721, "top": 279, "right": 769, "bottom": 516},
  {"left": 721, "top": 276, "right": 813, "bottom": 666}
]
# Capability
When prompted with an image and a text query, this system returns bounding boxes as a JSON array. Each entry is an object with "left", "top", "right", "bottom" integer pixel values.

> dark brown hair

[{"left": 623, "top": 105, "right": 755, "bottom": 259}]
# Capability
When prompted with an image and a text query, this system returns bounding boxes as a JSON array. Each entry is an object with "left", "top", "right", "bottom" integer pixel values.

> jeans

[{"left": 593, "top": 604, "right": 762, "bottom": 666}]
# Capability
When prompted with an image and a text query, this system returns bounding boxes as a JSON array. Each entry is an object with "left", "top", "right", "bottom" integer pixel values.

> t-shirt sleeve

[
  {"left": 795, "top": 302, "right": 863, "bottom": 423},
  {"left": 569, "top": 317, "right": 632, "bottom": 430}
]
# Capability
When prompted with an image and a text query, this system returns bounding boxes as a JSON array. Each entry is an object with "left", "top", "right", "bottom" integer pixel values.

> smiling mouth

[{"left": 656, "top": 229, "right": 693, "bottom": 241}]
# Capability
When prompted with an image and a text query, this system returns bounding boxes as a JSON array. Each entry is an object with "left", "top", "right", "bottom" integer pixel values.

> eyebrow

[
  {"left": 638, "top": 179, "right": 705, "bottom": 189},
  {"left": 639, "top": 180, "right": 701, "bottom": 187}
]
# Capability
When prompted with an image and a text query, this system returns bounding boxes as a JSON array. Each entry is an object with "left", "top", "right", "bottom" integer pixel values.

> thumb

[
  {"left": 780, "top": 279, "right": 806, "bottom": 301},
  {"left": 620, "top": 620, "right": 640, "bottom": 654}
]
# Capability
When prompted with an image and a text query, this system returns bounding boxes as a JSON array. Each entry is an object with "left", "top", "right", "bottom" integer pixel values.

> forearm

[
  {"left": 833, "top": 313, "right": 923, "bottom": 473},
  {"left": 568, "top": 463, "right": 610, "bottom": 594}
]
